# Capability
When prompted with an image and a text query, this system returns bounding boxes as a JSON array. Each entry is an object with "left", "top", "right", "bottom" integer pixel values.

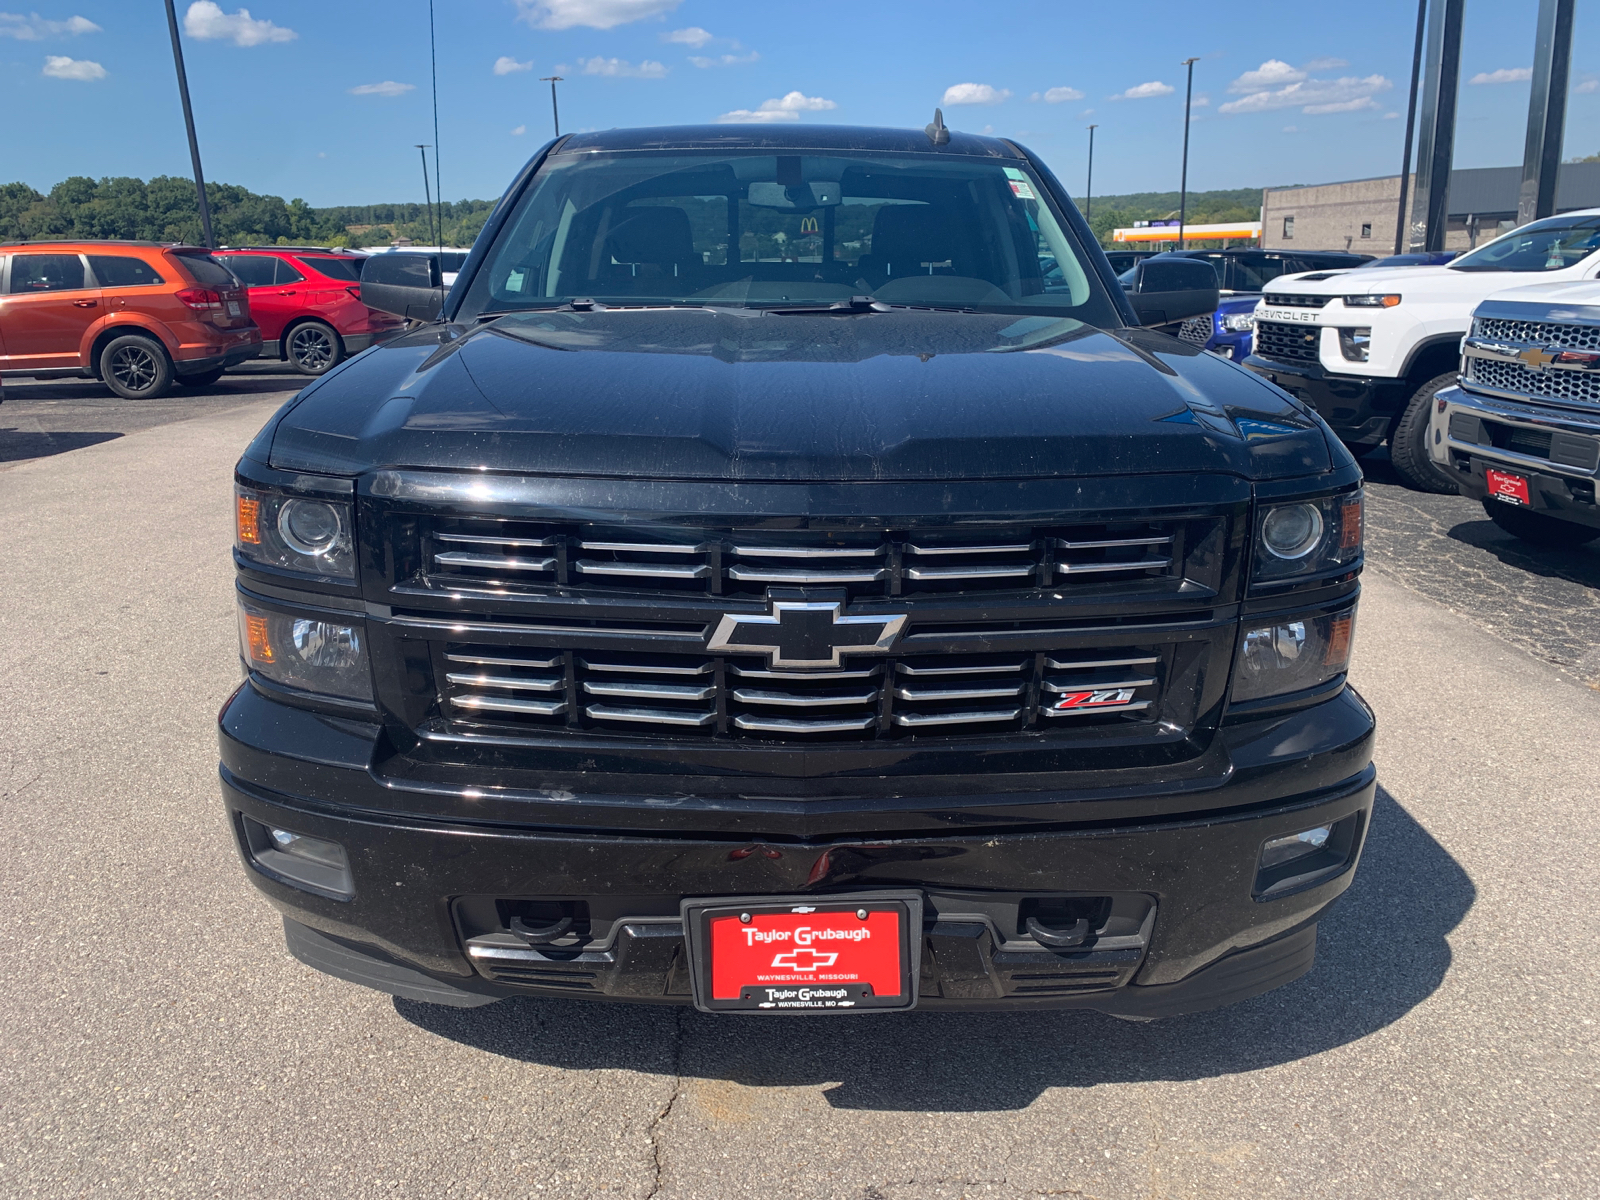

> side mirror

[
  {"left": 358, "top": 253, "right": 444, "bottom": 321},
  {"left": 1127, "top": 257, "right": 1220, "bottom": 328}
]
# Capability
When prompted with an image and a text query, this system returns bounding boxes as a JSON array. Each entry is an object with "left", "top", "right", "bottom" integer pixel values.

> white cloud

[
  {"left": 184, "top": 2, "right": 296, "bottom": 46},
  {"left": 1228, "top": 60, "right": 1304, "bottom": 93},
  {"left": 661, "top": 25, "right": 711, "bottom": 46},
  {"left": 1282, "top": 125, "right": 1298, "bottom": 133},
  {"left": 578, "top": 56, "right": 667, "bottom": 78},
  {"left": 1193, "top": 93, "right": 1211, "bottom": 107},
  {"left": 1577, "top": 78, "right": 1600, "bottom": 94},
  {"left": 348, "top": 80, "right": 414, "bottom": 97},
  {"left": 1303, "top": 56, "right": 1349, "bottom": 71},
  {"left": 514, "top": 0, "right": 680, "bottom": 31},
  {"left": 0, "top": 12, "right": 99, "bottom": 39},
  {"left": 718, "top": 91, "right": 836, "bottom": 123},
  {"left": 41, "top": 53, "right": 102, "bottom": 79},
  {"left": 511, "top": 124, "right": 526, "bottom": 135},
  {"left": 942, "top": 82, "right": 1010, "bottom": 106},
  {"left": 494, "top": 56, "right": 533, "bottom": 75},
  {"left": 1031, "top": 86, "right": 1084, "bottom": 103},
  {"left": 1218, "top": 73, "right": 1392, "bottom": 114},
  {"left": 1383, "top": 110, "right": 1401, "bottom": 118},
  {"left": 689, "top": 51, "right": 757, "bottom": 68},
  {"left": 1113, "top": 80, "right": 1174, "bottom": 100},
  {"left": 1469, "top": 67, "right": 1532, "bottom": 85}
]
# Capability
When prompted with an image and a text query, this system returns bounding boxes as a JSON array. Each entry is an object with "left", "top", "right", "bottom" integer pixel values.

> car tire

[
  {"left": 100, "top": 334, "right": 173, "bottom": 400},
  {"left": 1388, "top": 372, "right": 1460, "bottom": 494},
  {"left": 175, "top": 367, "right": 227, "bottom": 388},
  {"left": 1481, "top": 498, "right": 1600, "bottom": 547},
  {"left": 286, "top": 321, "right": 344, "bottom": 376}
]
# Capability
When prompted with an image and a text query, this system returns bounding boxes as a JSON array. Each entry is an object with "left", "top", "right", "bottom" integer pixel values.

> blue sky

[{"left": 5, "top": 0, "right": 1600, "bottom": 207}]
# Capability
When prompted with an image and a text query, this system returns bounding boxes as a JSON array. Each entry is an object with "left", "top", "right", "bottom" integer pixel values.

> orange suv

[{"left": 0, "top": 241, "right": 261, "bottom": 399}]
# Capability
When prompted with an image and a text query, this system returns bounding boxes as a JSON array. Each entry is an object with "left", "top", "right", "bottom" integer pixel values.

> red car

[
  {"left": 0, "top": 240, "right": 260, "bottom": 398},
  {"left": 214, "top": 247, "right": 405, "bottom": 376}
]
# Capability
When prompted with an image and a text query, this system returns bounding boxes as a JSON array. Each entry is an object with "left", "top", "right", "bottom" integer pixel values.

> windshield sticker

[
  {"left": 1004, "top": 167, "right": 1028, "bottom": 181},
  {"left": 1009, "top": 181, "right": 1038, "bottom": 201}
]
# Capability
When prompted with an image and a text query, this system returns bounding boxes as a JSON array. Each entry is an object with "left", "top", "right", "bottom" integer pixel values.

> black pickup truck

[{"left": 221, "top": 121, "right": 1374, "bottom": 1018}]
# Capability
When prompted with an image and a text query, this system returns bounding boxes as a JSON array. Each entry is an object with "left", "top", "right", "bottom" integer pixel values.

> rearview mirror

[
  {"left": 746, "top": 181, "right": 841, "bottom": 210},
  {"left": 359, "top": 253, "right": 444, "bottom": 321},
  {"left": 1126, "top": 257, "right": 1220, "bottom": 329}
]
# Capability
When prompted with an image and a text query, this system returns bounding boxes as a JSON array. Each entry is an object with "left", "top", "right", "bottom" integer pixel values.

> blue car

[{"left": 1178, "top": 293, "right": 1261, "bottom": 361}]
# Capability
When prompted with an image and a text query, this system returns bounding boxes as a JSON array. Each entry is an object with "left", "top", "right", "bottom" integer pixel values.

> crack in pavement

[{"left": 645, "top": 1006, "right": 685, "bottom": 1199}]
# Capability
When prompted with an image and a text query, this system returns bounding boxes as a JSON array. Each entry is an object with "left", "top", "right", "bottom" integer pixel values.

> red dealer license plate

[
  {"left": 681, "top": 893, "right": 921, "bottom": 1013},
  {"left": 1486, "top": 468, "right": 1531, "bottom": 506}
]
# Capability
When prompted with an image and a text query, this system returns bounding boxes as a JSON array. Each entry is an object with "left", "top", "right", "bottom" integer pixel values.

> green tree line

[
  {"left": 0, "top": 176, "right": 496, "bottom": 248},
  {"left": 1071, "top": 187, "right": 1264, "bottom": 247}
]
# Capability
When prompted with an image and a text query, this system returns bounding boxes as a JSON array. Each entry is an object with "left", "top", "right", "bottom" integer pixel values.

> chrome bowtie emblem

[{"left": 706, "top": 600, "right": 907, "bottom": 670}]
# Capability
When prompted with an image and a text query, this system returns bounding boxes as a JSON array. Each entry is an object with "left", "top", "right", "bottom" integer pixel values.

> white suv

[{"left": 1244, "top": 209, "right": 1600, "bottom": 491}]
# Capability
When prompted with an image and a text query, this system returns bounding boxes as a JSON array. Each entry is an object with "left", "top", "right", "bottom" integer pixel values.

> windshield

[
  {"left": 1450, "top": 215, "right": 1600, "bottom": 272},
  {"left": 456, "top": 151, "right": 1118, "bottom": 325}
]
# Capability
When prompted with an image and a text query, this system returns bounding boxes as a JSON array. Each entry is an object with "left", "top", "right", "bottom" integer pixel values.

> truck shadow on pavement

[
  {"left": 397, "top": 786, "right": 1473, "bottom": 1112},
  {"left": 0, "top": 427, "right": 123, "bottom": 463},
  {"left": 1445, "top": 517, "right": 1600, "bottom": 586}
]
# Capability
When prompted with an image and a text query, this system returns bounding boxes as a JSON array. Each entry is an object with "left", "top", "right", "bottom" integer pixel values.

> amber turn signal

[
  {"left": 237, "top": 493, "right": 261, "bottom": 545},
  {"left": 244, "top": 613, "right": 275, "bottom": 664}
]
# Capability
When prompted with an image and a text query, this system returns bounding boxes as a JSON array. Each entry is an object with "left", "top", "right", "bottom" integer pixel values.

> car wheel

[
  {"left": 1388, "top": 372, "right": 1460, "bottom": 494},
  {"left": 175, "top": 367, "right": 227, "bottom": 388},
  {"left": 287, "top": 321, "right": 344, "bottom": 376},
  {"left": 100, "top": 335, "right": 173, "bottom": 400},
  {"left": 1481, "top": 498, "right": 1600, "bottom": 547}
]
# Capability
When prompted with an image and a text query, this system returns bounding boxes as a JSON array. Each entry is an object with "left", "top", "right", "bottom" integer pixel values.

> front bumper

[
  {"left": 219, "top": 681, "right": 1376, "bottom": 1016},
  {"left": 1430, "top": 385, "right": 1600, "bottom": 529},
  {"left": 1244, "top": 354, "right": 1409, "bottom": 445}
]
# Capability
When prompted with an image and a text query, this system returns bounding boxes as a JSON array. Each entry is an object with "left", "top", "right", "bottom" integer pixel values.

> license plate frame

[
  {"left": 681, "top": 891, "right": 923, "bottom": 1014},
  {"left": 1486, "top": 467, "right": 1531, "bottom": 506}
]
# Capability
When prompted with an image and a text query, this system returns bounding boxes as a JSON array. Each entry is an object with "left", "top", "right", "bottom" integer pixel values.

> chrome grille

[
  {"left": 1474, "top": 317, "right": 1600, "bottom": 351},
  {"left": 420, "top": 520, "right": 1189, "bottom": 600},
  {"left": 1467, "top": 356, "right": 1600, "bottom": 409},
  {"left": 438, "top": 643, "right": 1167, "bottom": 740},
  {"left": 1253, "top": 320, "right": 1322, "bottom": 364}
]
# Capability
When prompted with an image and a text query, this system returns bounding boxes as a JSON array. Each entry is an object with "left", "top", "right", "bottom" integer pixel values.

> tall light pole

[
  {"left": 162, "top": 0, "right": 214, "bottom": 247},
  {"left": 1394, "top": 0, "right": 1428, "bottom": 254},
  {"left": 416, "top": 145, "right": 438, "bottom": 250},
  {"left": 541, "top": 76, "right": 563, "bottom": 137},
  {"left": 1085, "top": 124, "right": 1098, "bottom": 223},
  {"left": 428, "top": 0, "right": 443, "bottom": 249},
  {"left": 1177, "top": 57, "right": 1200, "bottom": 251}
]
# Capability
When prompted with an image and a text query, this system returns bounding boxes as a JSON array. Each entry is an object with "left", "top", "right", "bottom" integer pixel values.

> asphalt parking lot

[{"left": 1, "top": 389, "right": 1597, "bottom": 1198}]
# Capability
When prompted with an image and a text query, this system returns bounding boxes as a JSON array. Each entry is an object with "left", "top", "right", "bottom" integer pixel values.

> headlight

[
  {"left": 1232, "top": 603, "right": 1357, "bottom": 702},
  {"left": 236, "top": 484, "right": 355, "bottom": 579},
  {"left": 237, "top": 599, "right": 373, "bottom": 702},
  {"left": 1222, "top": 312, "right": 1256, "bottom": 332},
  {"left": 1343, "top": 294, "right": 1400, "bottom": 307},
  {"left": 1337, "top": 327, "right": 1372, "bottom": 362},
  {"left": 1252, "top": 490, "right": 1362, "bottom": 584}
]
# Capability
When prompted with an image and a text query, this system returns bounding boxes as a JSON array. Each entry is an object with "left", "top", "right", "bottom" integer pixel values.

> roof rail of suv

[
  {"left": 0, "top": 239, "right": 206, "bottom": 249},
  {"left": 219, "top": 245, "right": 368, "bottom": 254}
]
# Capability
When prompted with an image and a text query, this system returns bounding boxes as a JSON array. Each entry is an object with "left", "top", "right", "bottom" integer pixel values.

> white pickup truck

[
  {"left": 1244, "top": 209, "right": 1600, "bottom": 491},
  {"left": 1428, "top": 282, "right": 1600, "bottom": 546}
]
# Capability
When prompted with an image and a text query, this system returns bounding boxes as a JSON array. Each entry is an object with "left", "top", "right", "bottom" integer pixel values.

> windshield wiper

[{"left": 762, "top": 295, "right": 893, "bottom": 315}]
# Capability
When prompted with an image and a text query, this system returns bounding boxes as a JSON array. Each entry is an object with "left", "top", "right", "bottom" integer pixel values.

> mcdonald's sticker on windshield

[
  {"left": 798, "top": 216, "right": 821, "bottom": 235},
  {"left": 1009, "top": 180, "right": 1037, "bottom": 200}
]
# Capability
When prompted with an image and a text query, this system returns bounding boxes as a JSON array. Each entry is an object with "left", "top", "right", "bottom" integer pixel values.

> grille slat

[
  {"left": 422, "top": 519, "right": 1191, "bottom": 599},
  {"left": 1261, "top": 293, "right": 1331, "bottom": 309},
  {"left": 439, "top": 642, "right": 1166, "bottom": 741}
]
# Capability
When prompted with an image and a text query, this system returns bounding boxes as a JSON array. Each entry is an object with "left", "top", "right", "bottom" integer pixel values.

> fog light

[
  {"left": 1254, "top": 812, "right": 1361, "bottom": 900},
  {"left": 1260, "top": 825, "right": 1331, "bottom": 869},
  {"left": 242, "top": 816, "right": 354, "bottom": 899}
]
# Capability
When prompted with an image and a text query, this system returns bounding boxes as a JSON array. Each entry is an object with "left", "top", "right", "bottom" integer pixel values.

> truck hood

[
  {"left": 260, "top": 308, "right": 1332, "bottom": 482},
  {"left": 1266, "top": 264, "right": 1463, "bottom": 297},
  {"left": 1473, "top": 278, "right": 1600, "bottom": 308}
]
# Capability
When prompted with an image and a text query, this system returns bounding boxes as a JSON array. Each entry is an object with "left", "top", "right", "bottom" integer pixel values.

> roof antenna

[{"left": 925, "top": 107, "right": 950, "bottom": 146}]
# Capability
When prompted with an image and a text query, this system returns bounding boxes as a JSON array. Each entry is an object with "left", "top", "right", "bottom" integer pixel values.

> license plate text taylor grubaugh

[{"left": 708, "top": 907, "right": 904, "bottom": 1000}]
